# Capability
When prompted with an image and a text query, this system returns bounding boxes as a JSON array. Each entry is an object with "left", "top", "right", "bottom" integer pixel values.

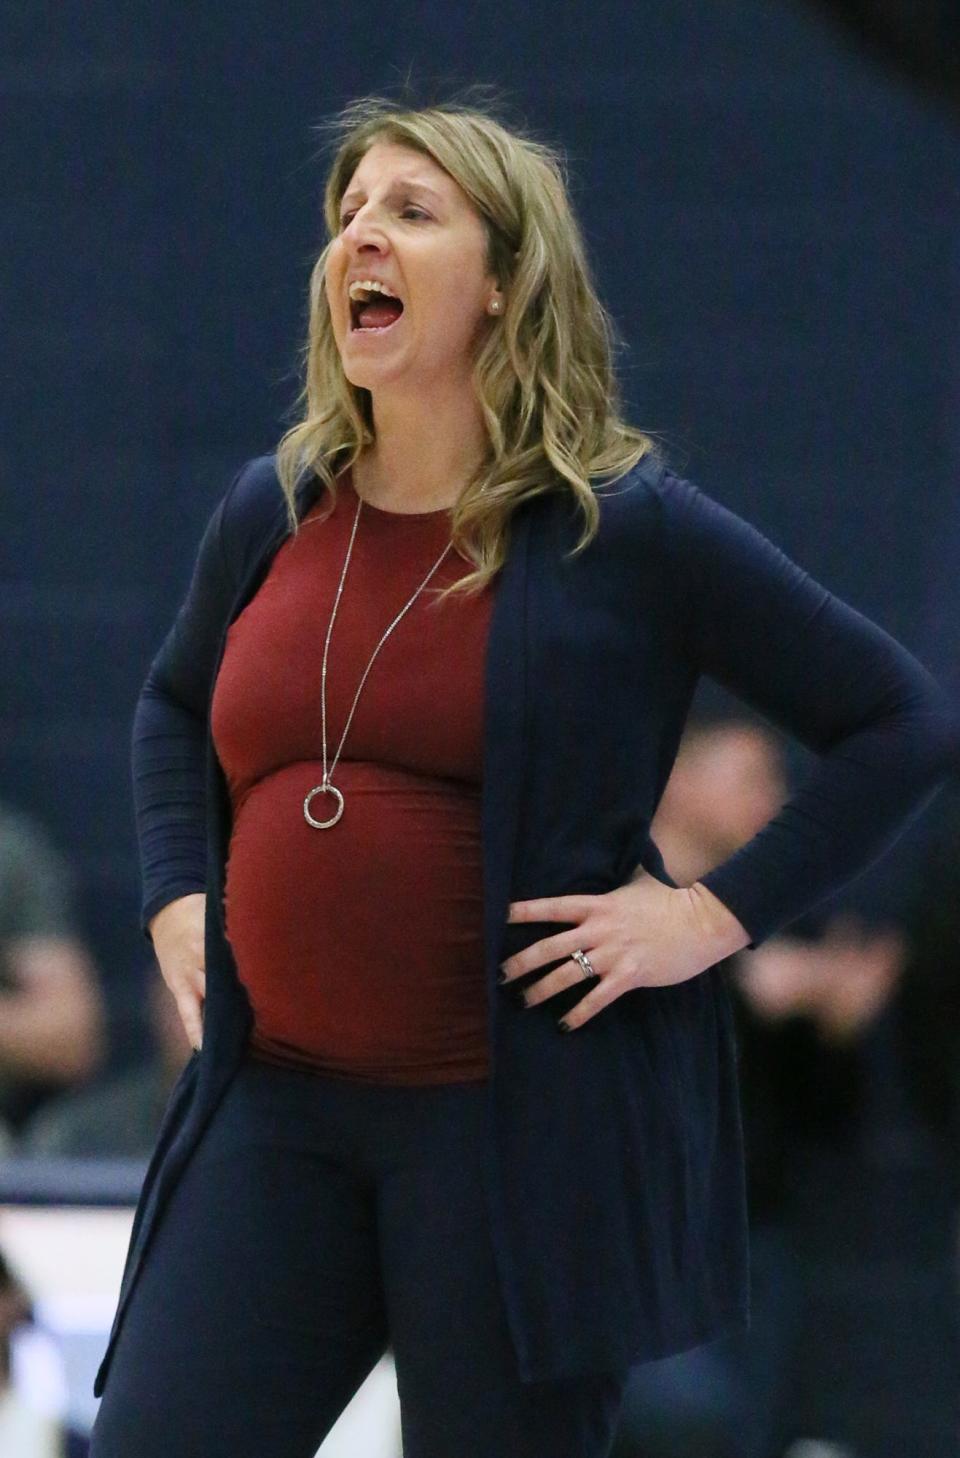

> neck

[{"left": 353, "top": 384, "right": 489, "bottom": 512}]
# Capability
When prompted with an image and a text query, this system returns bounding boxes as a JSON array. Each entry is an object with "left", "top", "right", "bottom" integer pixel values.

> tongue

[{"left": 357, "top": 297, "right": 403, "bottom": 329}]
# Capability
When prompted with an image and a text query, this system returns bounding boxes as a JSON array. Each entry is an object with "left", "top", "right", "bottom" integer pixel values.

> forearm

[
  {"left": 661, "top": 469, "right": 960, "bottom": 952},
  {"left": 133, "top": 676, "right": 209, "bottom": 940},
  {"left": 131, "top": 473, "right": 244, "bottom": 940}
]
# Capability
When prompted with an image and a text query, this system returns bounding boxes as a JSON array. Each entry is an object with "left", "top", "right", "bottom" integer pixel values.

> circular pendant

[{"left": 303, "top": 783, "right": 344, "bottom": 829}]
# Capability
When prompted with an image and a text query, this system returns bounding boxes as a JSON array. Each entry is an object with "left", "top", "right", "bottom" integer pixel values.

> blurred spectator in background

[
  {"left": 0, "top": 801, "right": 106, "bottom": 1155},
  {"left": 611, "top": 717, "right": 960, "bottom": 1458},
  {"left": 0, "top": 1246, "right": 88, "bottom": 1456},
  {"left": 17, "top": 958, "right": 192, "bottom": 1158}
]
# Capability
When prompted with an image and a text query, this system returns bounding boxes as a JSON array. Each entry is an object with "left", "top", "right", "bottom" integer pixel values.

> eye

[{"left": 338, "top": 204, "right": 430, "bottom": 229}]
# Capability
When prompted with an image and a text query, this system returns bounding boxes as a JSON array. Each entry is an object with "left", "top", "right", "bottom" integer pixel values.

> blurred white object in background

[
  {"left": 9, "top": 1321, "right": 69, "bottom": 1417},
  {"left": 0, "top": 1385, "right": 62, "bottom": 1458},
  {"left": 314, "top": 1350, "right": 402, "bottom": 1458}
]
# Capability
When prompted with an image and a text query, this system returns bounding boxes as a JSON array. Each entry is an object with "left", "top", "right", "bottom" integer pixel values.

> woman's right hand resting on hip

[{"left": 149, "top": 893, "right": 206, "bottom": 1051}]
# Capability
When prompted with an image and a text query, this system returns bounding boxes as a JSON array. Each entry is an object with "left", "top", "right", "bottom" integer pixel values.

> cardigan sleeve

[
  {"left": 658, "top": 471, "right": 960, "bottom": 950},
  {"left": 131, "top": 464, "right": 248, "bottom": 942}
]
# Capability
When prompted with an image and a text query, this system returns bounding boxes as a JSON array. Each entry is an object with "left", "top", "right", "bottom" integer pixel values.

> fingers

[
  {"left": 176, "top": 989, "right": 205, "bottom": 1052},
  {"left": 555, "top": 975, "right": 622, "bottom": 1031},
  {"left": 499, "top": 894, "right": 607, "bottom": 1023},
  {"left": 499, "top": 924, "right": 592, "bottom": 983},
  {"left": 507, "top": 894, "right": 598, "bottom": 924},
  {"left": 161, "top": 960, "right": 206, "bottom": 1052},
  {"left": 151, "top": 900, "right": 207, "bottom": 1052},
  {"left": 517, "top": 956, "right": 600, "bottom": 1009}
]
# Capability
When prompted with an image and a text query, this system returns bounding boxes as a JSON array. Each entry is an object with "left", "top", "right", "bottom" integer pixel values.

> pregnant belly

[{"left": 223, "top": 761, "right": 487, "bottom": 1066}]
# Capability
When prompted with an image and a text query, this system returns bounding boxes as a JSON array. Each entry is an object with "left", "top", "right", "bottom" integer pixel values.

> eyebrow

[{"left": 339, "top": 179, "right": 446, "bottom": 209}]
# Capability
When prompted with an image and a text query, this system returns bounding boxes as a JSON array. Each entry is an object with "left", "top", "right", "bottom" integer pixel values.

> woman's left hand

[{"left": 500, "top": 871, "right": 750, "bottom": 1031}]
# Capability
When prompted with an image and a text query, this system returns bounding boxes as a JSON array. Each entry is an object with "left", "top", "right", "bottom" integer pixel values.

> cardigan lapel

[{"left": 480, "top": 503, "right": 533, "bottom": 988}]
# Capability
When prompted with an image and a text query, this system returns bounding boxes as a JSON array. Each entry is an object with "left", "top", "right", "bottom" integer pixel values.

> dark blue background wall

[{"left": 4, "top": 1, "right": 958, "bottom": 1062}]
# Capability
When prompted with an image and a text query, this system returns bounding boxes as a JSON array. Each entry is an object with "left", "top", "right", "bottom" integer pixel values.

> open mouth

[{"left": 349, "top": 291, "right": 405, "bottom": 333}]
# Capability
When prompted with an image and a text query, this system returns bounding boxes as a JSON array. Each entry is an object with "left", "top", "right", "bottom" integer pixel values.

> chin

[{"left": 340, "top": 361, "right": 394, "bottom": 391}]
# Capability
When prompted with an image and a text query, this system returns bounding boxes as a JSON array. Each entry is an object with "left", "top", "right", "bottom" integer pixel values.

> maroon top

[{"left": 210, "top": 468, "right": 494, "bottom": 1083}]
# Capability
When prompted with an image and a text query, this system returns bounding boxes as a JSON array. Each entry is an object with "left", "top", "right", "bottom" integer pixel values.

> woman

[{"left": 89, "top": 97, "right": 959, "bottom": 1458}]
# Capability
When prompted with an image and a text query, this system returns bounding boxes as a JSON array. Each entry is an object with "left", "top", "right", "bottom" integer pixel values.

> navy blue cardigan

[{"left": 95, "top": 451, "right": 958, "bottom": 1396}]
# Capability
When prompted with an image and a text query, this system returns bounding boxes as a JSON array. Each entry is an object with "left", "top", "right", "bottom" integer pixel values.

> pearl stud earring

[{"left": 490, "top": 299, "right": 502, "bottom": 313}]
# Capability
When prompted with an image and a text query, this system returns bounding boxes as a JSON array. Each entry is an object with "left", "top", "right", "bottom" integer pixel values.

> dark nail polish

[
  {"left": 497, "top": 970, "right": 509, "bottom": 984},
  {"left": 558, "top": 1019, "right": 571, "bottom": 1033}
]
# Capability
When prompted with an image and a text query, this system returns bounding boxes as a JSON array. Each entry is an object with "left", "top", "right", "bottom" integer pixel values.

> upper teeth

[{"left": 348, "top": 279, "right": 398, "bottom": 301}]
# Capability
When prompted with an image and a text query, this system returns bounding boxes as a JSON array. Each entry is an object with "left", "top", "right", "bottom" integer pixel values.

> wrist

[{"left": 686, "top": 881, "right": 752, "bottom": 962}]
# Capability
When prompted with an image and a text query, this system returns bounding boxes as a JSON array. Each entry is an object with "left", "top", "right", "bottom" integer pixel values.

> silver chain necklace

[{"left": 302, "top": 492, "right": 454, "bottom": 829}]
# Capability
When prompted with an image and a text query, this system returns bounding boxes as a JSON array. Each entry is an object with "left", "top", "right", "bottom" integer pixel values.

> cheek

[
  {"left": 424, "top": 282, "right": 485, "bottom": 339},
  {"left": 329, "top": 294, "right": 351, "bottom": 342},
  {"left": 323, "top": 259, "right": 343, "bottom": 317}
]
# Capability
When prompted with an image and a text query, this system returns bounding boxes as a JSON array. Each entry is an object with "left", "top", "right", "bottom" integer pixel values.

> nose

[
  {"left": 342, "top": 234, "right": 389, "bottom": 280},
  {"left": 341, "top": 204, "right": 389, "bottom": 255}
]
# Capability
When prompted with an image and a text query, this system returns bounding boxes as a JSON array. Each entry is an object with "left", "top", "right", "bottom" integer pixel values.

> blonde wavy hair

[{"left": 275, "top": 91, "right": 661, "bottom": 602}]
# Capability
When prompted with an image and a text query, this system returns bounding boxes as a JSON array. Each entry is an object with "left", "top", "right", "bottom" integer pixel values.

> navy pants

[{"left": 90, "top": 1052, "right": 630, "bottom": 1457}]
